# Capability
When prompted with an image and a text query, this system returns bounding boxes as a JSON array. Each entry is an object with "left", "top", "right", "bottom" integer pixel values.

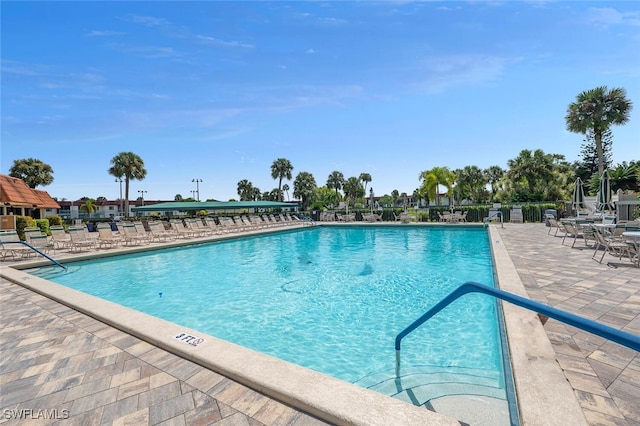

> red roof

[{"left": 0, "top": 174, "right": 60, "bottom": 209}]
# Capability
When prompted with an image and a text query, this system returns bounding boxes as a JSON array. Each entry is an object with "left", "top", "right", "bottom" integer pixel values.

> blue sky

[{"left": 2, "top": 1, "right": 639, "bottom": 202}]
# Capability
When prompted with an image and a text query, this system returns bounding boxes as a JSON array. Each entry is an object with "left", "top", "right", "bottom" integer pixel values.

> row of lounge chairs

[
  {"left": 546, "top": 215, "right": 640, "bottom": 267},
  {"left": 1, "top": 214, "right": 312, "bottom": 260}
]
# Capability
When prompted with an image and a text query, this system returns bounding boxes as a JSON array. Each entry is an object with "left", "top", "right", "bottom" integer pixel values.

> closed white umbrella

[
  {"left": 572, "top": 177, "right": 586, "bottom": 213},
  {"left": 597, "top": 169, "right": 614, "bottom": 212}
]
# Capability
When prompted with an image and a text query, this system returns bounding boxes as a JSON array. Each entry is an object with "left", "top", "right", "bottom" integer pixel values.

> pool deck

[{"left": 1, "top": 222, "right": 638, "bottom": 425}]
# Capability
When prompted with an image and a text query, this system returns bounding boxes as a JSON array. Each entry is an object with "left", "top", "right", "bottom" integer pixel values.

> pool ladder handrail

[
  {"left": 395, "top": 281, "right": 640, "bottom": 376},
  {"left": 2, "top": 241, "right": 66, "bottom": 270},
  {"left": 483, "top": 211, "right": 503, "bottom": 227}
]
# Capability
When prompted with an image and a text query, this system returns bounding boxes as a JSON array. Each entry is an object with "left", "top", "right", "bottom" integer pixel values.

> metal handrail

[
  {"left": 2, "top": 241, "right": 66, "bottom": 270},
  {"left": 483, "top": 211, "right": 503, "bottom": 227},
  {"left": 395, "top": 281, "right": 640, "bottom": 376}
]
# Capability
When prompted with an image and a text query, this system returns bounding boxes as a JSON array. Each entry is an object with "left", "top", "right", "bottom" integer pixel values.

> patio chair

[
  {"left": 0, "top": 230, "right": 37, "bottom": 259},
  {"left": 148, "top": 221, "right": 176, "bottom": 242},
  {"left": 97, "top": 224, "right": 122, "bottom": 249},
  {"left": 560, "top": 221, "right": 593, "bottom": 248},
  {"left": 591, "top": 226, "right": 633, "bottom": 264},
  {"left": 68, "top": 227, "right": 97, "bottom": 252},
  {"left": 120, "top": 223, "right": 150, "bottom": 246},
  {"left": 546, "top": 215, "right": 563, "bottom": 236},
  {"left": 50, "top": 226, "right": 72, "bottom": 250}
]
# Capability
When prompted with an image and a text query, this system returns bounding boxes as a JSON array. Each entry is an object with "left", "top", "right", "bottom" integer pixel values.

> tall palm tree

[
  {"left": 359, "top": 172, "right": 372, "bottom": 195},
  {"left": 9, "top": 158, "right": 54, "bottom": 188},
  {"left": 107, "top": 152, "right": 147, "bottom": 217},
  {"left": 566, "top": 86, "right": 633, "bottom": 174},
  {"left": 326, "top": 171, "right": 345, "bottom": 201},
  {"left": 293, "top": 172, "right": 317, "bottom": 210},
  {"left": 282, "top": 184, "right": 290, "bottom": 201},
  {"left": 270, "top": 158, "right": 293, "bottom": 201}
]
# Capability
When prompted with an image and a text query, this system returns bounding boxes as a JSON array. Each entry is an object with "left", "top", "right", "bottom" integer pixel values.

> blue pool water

[{"left": 31, "top": 226, "right": 502, "bottom": 389}]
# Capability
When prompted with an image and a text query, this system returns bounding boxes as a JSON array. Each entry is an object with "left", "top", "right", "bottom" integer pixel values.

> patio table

[{"left": 622, "top": 231, "right": 640, "bottom": 267}]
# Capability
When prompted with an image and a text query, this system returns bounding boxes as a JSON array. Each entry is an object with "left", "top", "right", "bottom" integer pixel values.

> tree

[
  {"left": 456, "top": 165, "right": 486, "bottom": 204},
  {"left": 107, "top": 152, "right": 147, "bottom": 217},
  {"left": 566, "top": 86, "right": 633, "bottom": 174},
  {"left": 608, "top": 161, "right": 640, "bottom": 193},
  {"left": 9, "top": 158, "right": 54, "bottom": 188},
  {"left": 359, "top": 173, "right": 372, "bottom": 195},
  {"left": 378, "top": 194, "right": 393, "bottom": 207},
  {"left": 79, "top": 198, "right": 98, "bottom": 215},
  {"left": 418, "top": 167, "right": 454, "bottom": 206},
  {"left": 315, "top": 186, "right": 341, "bottom": 209},
  {"left": 391, "top": 189, "right": 400, "bottom": 206},
  {"left": 575, "top": 128, "right": 613, "bottom": 182},
  {"left": 175, "top": 194, "right": 183, "bottom": 201},
  {"left": 270, "top": 158, "right": 293, "bottom": 201},
  {"left": 282, "top": 184, "right": 290, "bottom": 201},
  {"left": 484, "top": 165, "right": 505, "bottom": 201},
  {"left": 326, "top": 171, "right": 345, "bottom": 201},
  {"left": 343, "top": 177, "right": 364, "bottom": 208},
  {"left": 237, "top": 179, "right": 254, "bottom": 201},
  {"left": 96, "top": 196, "right": 107, "bottom": 203},
  {"left": 506, "top": 149, "right": 569, "bottom": 202},
  {"left": 293, "top": 172, "right": 317, "bottom": 210}
]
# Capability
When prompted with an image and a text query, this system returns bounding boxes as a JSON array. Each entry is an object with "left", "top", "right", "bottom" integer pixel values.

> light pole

[
  {"left": 190, "top": 190, "right": 197, "bottom": 200},
  {"left": 192, "top": 178, "right": 203, "bottom": 201},
  {"left": 137, "top": 190, "right": 147, "bottom": 206},
  {"left": 115, "top": 177, "right": 123, "bottom": 216}
]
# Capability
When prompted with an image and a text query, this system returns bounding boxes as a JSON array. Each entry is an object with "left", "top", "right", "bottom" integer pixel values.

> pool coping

[{"left": 0, "top": 223, "right": 587, "bottom": 425}]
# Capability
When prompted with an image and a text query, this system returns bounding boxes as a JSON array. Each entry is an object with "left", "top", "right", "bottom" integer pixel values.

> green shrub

[
  {"left": 46, "top": 215, "right": 63, "bottom": 226},
  {"left": 34, "top": 219, "right": 51, "bottom": 236},
  {"left": 15, "top": 216, "right": 36, "bottom": 240}
]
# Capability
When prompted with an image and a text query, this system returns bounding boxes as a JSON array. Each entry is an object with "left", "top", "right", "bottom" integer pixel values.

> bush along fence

[{"left": 306, "top": 202, "right": 565, "bottom": 224}]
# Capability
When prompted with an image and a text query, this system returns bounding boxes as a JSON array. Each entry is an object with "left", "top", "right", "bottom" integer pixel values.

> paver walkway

[
  {"left": 497, "top": 223, "right": 639, "bottom": 426},
  {"left": 0, "top": 223, "right": 638, "bottom": 425},
  {"left": 0, "top": 279, "right": 329, "bottom": 425}
]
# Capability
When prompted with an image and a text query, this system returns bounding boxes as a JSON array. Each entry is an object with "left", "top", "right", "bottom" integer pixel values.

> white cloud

[
  {"left": 411, "top": 54, "right": 517, "bottom": 94},
  {"left": 195, "top": 35, "right": 254, "bottom": 49},
  {"left": 86, "top": 30, "right": 124, "bottom": 37},
  {"left": 125, "top": 14, "right": 171, "bottom": 27},
  {"left": 586, "top": 7, "right": 640, "bottom": 28}
]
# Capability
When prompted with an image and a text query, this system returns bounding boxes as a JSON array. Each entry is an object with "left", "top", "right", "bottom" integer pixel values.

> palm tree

[
  {"left": 456, "top": 165, "right": 486, "bottom": 204},
  {"left": 237, "top": 179, "right": 254, "bottom": 201},
  {"left": 326, "top": 171, "right": 345, "bottom": 201},
  {"left": 343, "top": 177, "right": 364, "bottom": 209},
  {"left": 391, "top": 189, "right": 399, "bottom": 207},
  {"left": 419, "top": 167, "right": 454, "bottom": 206},
  {"left": 79, "top": 198, "right": 98, "bottom": 216},
  {"left": 270, "top": 158, "right": 293, "bottom": 201},
  {"left": 293, "top": 172, "right": 317, "bottom": 210},
  {"left": 359, "top": 172, "right": 372, "bottom": 194},
  {"left": 484, "top": 166, "right": 505, "bottom": 201},
  {"left": 9, "top": 158, "right": 54, "bottom": 188},
  {"left": 107, "top": 152, "right": 147, "bottom": 217},
  {"left": 566, "top": 86, "right": 633, "bottom": 174},
  {"left": 252, "top": 187, "right": 262, "bottom": 201},
  {"left": 282, "top": 184, "right": 290, "bottom": 201}
]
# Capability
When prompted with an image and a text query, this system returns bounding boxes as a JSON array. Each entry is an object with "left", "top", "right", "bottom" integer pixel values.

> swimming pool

[{"left": 30, "top": 225, "right": 513, "bottom": 421}]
